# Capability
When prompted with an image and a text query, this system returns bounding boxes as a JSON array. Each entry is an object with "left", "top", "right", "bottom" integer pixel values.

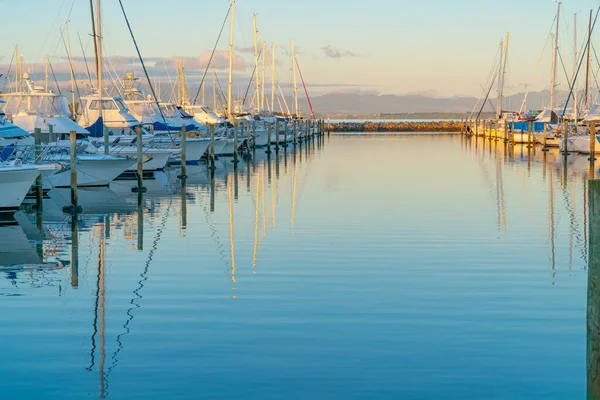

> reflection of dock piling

[{"left": 70, "top": 215, "right": 79, "bottom": 287}]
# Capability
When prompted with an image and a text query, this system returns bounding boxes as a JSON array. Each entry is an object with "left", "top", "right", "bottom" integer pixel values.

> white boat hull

[
  {"left": 0, "top": 166, "right": 41, "bottom": 212},
  {"left": 44, "top": 156, "right": 135, "bottom": 188},
  {"left": 109, "top": 146, "right": 175, "bottom": 171}
]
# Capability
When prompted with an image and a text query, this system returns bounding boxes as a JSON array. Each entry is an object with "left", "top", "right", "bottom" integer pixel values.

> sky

[{"left": 2, "top": 0, "right": 600, "bottom": 99}]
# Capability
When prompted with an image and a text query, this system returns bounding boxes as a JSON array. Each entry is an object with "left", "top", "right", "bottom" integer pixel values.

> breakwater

[{"left": 327, "top": 121, "right": 462, "bottom": 132}]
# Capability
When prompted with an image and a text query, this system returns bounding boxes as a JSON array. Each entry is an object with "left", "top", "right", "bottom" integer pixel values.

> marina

[{"left": 6, "top": 0, "right": 600, "bottom": 398}]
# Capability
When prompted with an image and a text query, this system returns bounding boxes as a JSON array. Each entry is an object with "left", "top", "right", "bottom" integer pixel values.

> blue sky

[{"left": 2, "top": 0, "right": 600, "bottom": 97}]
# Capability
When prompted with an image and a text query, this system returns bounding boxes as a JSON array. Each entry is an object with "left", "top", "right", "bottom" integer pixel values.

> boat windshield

[
  {"left": 114, "top": 98, "right": 128, "bottom": 111},
  {"left": 128, "top": 102, "right": 158, "bottom": 117},
  {"left": 1, "top": 94, "right": 71, "bottom": 116},
  {"left": 159, "top": 104, "right": 178, "bottom": 118}
]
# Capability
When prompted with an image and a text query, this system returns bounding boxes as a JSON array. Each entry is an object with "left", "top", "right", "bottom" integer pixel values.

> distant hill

[{"left": 290, "top": 89, "right": 565, "bottom": 117}]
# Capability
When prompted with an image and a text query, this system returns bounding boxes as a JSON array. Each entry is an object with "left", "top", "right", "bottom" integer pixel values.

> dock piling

[
  {"left": 132, "top": 125, "right": 147, "bottom": 192},
  {"left": 266, "top": 123, "right": 272, "bottom": 154},
  {"left": 34, "top": 128, "right": 43, "bottom": 212},
  {"left": 178, "top": 125, "right": 188, "bottom": 179},
  {"left": 62, "top": 130, "right": 82, "bottom": 214},
  {"left": 590, "top": 121, "right": 597, "bottom": 162},
  {"left": 562, "top": 121, "right": 569, "bottom": 155},
  {"left": 232, "top": 122, "right": 239, "bottom": 164},
  {"left": 209, "top": 124, "right": 216, "bottom": 170}
]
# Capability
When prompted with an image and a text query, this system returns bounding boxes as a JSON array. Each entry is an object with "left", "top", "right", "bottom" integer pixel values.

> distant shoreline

[{"left": 318, "top": 112, "right": 494, "bottom": 120}]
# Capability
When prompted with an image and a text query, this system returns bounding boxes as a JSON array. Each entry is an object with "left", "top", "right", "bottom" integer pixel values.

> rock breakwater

[{"left": 328, "top": 121, "right": 462, "bottom": 132}]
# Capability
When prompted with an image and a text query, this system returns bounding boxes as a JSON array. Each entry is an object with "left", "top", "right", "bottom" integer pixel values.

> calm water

[{"left": 0, "top": 134, "right": 595, "bottom": 399}]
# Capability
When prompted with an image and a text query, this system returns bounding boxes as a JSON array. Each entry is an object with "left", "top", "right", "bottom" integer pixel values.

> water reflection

[{"left": 9, "top": 134, "right": 597, "bottom": 399}]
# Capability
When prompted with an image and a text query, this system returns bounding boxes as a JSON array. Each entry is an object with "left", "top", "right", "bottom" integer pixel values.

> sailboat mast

[
  {"left": 45, "top": 56, "right": 49, "bottom": 93},
  {"left": 261, "top": 42, "right": 266, "bottom": 111},
  {"left": 498, "top": 33, "right": 509, "bottom": 119},
  {"left": 65, "top": 22, "right": 76, "bottom": 119},
  {"left": 227, "top": 1, "right": 236, "bottom": 121},
  {"left": 586, "top": 9, "right": 593, "bottom": 109},
  {"left": 291, "top": 40, "right": 299, "bottom": 117},
  {"left": 574, "top": 13, "right": 578, "bottom": 120},
  {"left": 497, "top": 39, "right": 503, "bottom": 119},
  {"left": 202, "top": 69, "right": 205, "bottom": 105},
  {"left": 271, "top": 42, "right": 276, "bottom": 113},
  {"left": 95, "top": 0, "right": 107, "bottom": 152},
  {"left": 253, "top": 14, "right": 260, "bottom": 111},
  {"left": 550, "top": 2, "right": 562, "bottom": 113},
  {"left": 176, "top": 60, "right": 181, "bottom": 105},
  {"left": 212, "top": 67, "right": 217, "bottom": 111}
]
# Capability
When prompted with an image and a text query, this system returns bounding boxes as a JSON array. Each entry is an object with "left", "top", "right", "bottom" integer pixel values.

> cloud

[
  {"left": 161, "top": 50, "right": 247, "bottom": 71},
  {"left": 321, "top": 45, "right": 359, "bottom": 59},
  {"left": 235, "top": 46, "right": 255, "bottom": 54}
]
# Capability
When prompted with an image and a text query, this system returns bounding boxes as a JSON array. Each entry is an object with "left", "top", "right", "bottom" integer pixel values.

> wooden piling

[
  {"left": 275, "top": 119, "right": 280, "bottom": 151},
  {"left": 103, "top": 125, "right": 109, "bottom": 155},
  {"left": 209, "top": 124, "right": 216, "bottom": 170},
  {"left": 251, "top": 121, "right": 257, "bottom": 150},
  {"left": 542, "top": 122, "right": 548, "bottom": 151},
  {"left": 563, "top": 121, "right": 569, "bottom": 155},
  {"left": 132, "top": 126, "right": 147, "bottom": 192},
  {"left": 34, "top": 128, "right": 43, "bottom": 211},
  {"left": 293, "top": 120, "right": 298, "bottom": 145},
  {"left": 266, "top": 123, "right": 272, "bottom": 154},
  {"left": 48, "top": 124, "right": 54, "bottom": 143},
  {"left": 63, "top": 130, "right": 82, "bottom": 213},
  {"left": 590, "top": 121, "right": 597, "bottom": 161},
  {"left": 178, "top": 125, "right": 188, "bottom": 179},
  {"left": 503, "top": 121, "right": 508, "bottom": 142},
  {"left": 587, "top": 180, "right": 600, "bottom": 398},
  {"left": 233, "top": 122, "right": 239, "bottom": 163}
]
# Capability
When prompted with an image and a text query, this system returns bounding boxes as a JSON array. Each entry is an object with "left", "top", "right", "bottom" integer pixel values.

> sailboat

[{"left": 534, "top": 3, "right": 564, "bottom": 147}]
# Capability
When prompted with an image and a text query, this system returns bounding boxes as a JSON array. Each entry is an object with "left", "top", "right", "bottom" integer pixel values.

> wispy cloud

[
  {"left": 235, "top": 46, "right": 255, "bottom": 54},
  {"left": 321, "top": 45, "right": 359, "bottom": 59}
]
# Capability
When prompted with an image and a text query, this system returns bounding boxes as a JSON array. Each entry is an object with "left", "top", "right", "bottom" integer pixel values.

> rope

[
  {"left": 116, "top": 0, "right": 169, "bottom": 132},
  {"left": 192, "top": 4, "right": 232, "bottom": 105},
  {"left": 562, "top": 6, "right": 600, "bottom": 117}
]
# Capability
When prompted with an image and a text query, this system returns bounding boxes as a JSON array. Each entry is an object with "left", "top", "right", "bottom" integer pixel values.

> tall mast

[
  {"left": 497, "top": 39, "right": 504, "bottom": 119},
  {"left": 65, "top": 22, "right": 76, "bottom": 119},
  {"left": 89, "top": 0, "right": 99, "bottom": 82},
  {"left": 253, "top": 14, "right": 260, "bottom": 111},
  {"left": 550, "top": 2, "right": 562, "bottom": 113},
  {"left": 586, "top": 9, "right": 593, "bottom": 109},
  {"left": 498, "top": 34, "right": 509, "bottom": 119},
  {"left": 271, "top": 42, "right": 276, "bottom": 113},
  {"left": 261, "top": 42, "right": 266, "bottom": 111},
  {"left": 181, "top": 60, "right": 187, "bottom": 105},
  {"left": 574, "top": 13, "right": 578, "bottom": 120},
  {"left": 176, "top": 60, "right": 181, "bottom": 105},
  {"left": 212, "top": 67, "right": 217, "bottom": 111},
  {"left": 14, "top": 45, "right": 18, "bottom": 92},
  {"left": 291, "top": 40, "right": 299, "bottom": 117},
  {"left": 95, "top": 0, "right": 106, "bottom": 152},
  {"left": 202, "top": 73, "right": 205, "bottom": 105},
  {"left": 45, "top": 56, "right": 49, "bottom": 93},
  {"left": 227, "top": 1, "right": 236, "bottom": 121},
  {"left": 19, "top": 55, "right": 23, "bottom": 92}
]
